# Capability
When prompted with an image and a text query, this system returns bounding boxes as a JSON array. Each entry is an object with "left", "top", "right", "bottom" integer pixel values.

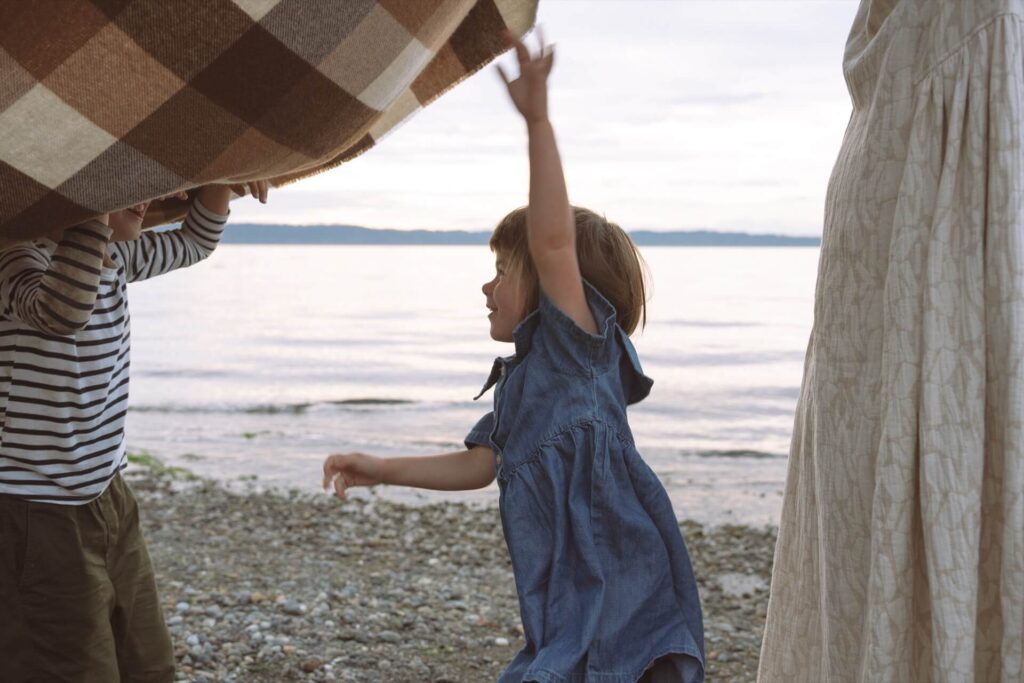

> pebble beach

[{"left": 129, "top": 459, "right": 776, "bottom": 682}]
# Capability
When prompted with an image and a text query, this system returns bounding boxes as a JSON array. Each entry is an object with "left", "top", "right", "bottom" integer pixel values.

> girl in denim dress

[{"left": 323, "top": 31, "right": 704, "bottom": 683}]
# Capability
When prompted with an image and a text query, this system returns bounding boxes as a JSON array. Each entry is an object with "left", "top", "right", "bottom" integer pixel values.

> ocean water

[{"left": 124, "top": 245, "right": 819, "bottom": 527}]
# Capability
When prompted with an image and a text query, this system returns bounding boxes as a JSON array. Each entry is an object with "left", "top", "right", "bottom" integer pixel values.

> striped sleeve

[
  {"left": 0, "top": 220, "right": 113, "bottom": 336},
  {"left": 112, "top": 198, "right": 228, "bottom": 283}
]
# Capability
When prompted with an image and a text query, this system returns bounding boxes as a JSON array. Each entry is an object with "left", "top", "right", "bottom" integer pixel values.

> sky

[{"left": 230, "top": 1, "right": 862, "bottom": 236}]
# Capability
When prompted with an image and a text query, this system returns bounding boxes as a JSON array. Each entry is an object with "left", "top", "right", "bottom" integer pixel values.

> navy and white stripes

[{"left": 0, "top": 200, "right": 226, "bottom": 504}]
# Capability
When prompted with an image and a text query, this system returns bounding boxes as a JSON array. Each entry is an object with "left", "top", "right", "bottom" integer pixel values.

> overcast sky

[{"left": 231, "top": 1, "right": 861, "bottom": 235}]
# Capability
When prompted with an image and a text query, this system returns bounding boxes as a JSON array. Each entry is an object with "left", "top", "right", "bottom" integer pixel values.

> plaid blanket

[{"left": 0, "top": 0, "right": 537, "bottom": 240}]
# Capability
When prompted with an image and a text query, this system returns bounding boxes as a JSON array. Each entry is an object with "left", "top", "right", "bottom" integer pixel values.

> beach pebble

[
  {"left": 718, "top": 572, "right": 768, "bottom": 598},
  {"left": 281, "top": 600, "right": 307, "bottom": 616},
  {"left": 128, "top": 464, "right": 773, "bottom": 682}
]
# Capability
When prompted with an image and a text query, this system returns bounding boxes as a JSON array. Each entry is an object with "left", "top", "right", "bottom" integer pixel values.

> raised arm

[
  {"left": 323, "top": 447, "right": 496, "bottom": 500},
  {"left": 0, "top": 218, "right": 113, "bottom": 336},
  {"left": 111, "top": 181, "right": 267, "bottom": 283},
  {"left": 499, "top": 31, "right": 597, "bottom": 334},
  {"left": 111, "top": 193, "right": 226, "bottom": 283}
]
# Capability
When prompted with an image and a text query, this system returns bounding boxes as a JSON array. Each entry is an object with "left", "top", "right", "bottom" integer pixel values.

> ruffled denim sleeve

[
  {"left": 464, "top": 411, "right": 494, "bottom": 449},
  {"left": 534, "top": 280, "right": 654, "bottom": 404},
  {"left": 534, "top": 279, "right": 618, "bottom": 374}
]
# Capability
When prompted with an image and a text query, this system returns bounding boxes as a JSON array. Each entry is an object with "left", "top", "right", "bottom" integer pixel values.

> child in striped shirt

[{"left": 0, "top": 181, "right": 267, "bottom": 682}]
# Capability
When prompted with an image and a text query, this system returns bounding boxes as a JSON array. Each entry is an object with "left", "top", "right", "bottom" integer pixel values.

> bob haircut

[{"left": 489, "top": 206, "right": 648, "bottom": 335}]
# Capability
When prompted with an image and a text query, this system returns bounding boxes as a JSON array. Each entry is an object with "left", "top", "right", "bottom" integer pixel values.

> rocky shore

[{"left": 128, "top": 459, "right": 776, "bottom": 682}]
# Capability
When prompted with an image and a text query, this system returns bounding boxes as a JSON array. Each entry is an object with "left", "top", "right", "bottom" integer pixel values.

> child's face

[
  {"left": 108, "top": 200, "right": 150, "bottom": 242},
  {"left": 482, "top": 254, "right": 527, "bottom": 343}
]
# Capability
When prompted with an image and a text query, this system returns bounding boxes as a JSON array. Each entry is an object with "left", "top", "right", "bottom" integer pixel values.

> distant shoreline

[{"left": 217, "top": 224, "right": 820, "bottom": 247}]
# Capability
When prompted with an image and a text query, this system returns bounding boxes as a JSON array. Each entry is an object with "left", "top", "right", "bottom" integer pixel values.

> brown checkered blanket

[{"left": 0, "top": 0, "right": 537, "bottom": 240}]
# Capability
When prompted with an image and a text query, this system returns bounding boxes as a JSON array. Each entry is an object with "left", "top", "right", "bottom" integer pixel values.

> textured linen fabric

[
  {"left": 468, "top": 282, "right": 704, "bottom": 683},
  {"left": 759, "top": 1, "right": 1024, "bottom": 681},
  {"left": 0, "top": 0, "right": 537, "bottom": 240}
]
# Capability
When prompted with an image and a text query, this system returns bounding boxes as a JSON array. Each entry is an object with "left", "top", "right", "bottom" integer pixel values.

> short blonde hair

[{"left": 489, "top": 206, "right": 648, "bottom": 334}]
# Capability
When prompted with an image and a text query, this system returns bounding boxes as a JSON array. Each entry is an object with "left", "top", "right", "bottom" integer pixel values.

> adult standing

[{"left": 759, "top": 1, "right": 1023, "bottom": 681}]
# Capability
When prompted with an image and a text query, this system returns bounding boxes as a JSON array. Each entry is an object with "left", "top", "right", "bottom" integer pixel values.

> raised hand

[
  {"left": 497, "top": 28, "right": 553, "bottom": 125},
  {"left": 197, "top": 180, "right": 270, "bottom": 214},
  {"left": 228, "top": 180, "right": 270, "bottom": 204}
]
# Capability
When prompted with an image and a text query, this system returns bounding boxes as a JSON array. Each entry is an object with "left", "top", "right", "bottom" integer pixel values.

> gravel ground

[{"left": 128, "top": 461, "right": 775, "bottom": 682}]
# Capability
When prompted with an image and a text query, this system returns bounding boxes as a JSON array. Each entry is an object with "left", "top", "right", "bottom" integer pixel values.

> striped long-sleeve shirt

[{"left": 0, "top": 199, "right": 227, "bottom": 504}]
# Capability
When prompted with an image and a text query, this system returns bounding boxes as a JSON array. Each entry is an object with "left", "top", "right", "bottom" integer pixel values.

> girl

[{"left": 323, "top": 32, "right": 704, "bottom": 683}]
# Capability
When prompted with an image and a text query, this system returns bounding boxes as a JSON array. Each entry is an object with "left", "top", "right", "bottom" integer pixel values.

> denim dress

[{"left": 465, "top": 281, "right": 705, "bottom": 683}]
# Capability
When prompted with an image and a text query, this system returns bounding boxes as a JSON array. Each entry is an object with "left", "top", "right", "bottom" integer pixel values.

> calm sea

[{"left": 124, "top": 245, "right": 818, "bottom": 526}]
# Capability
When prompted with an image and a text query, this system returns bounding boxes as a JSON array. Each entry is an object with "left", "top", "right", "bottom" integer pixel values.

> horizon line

[{"left": 225, "top": 222, "right": 822, "bottom": 240}]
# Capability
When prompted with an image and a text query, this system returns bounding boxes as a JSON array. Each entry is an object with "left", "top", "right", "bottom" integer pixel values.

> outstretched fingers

[
  {"left": 323, "top": 454, "right": 358, "bottom": 501},
  {"left": 333, "top": 475, "right": 348, "bottom": 500},
  {"left": 496, "top": 62, "right": 511, "bottom": 87},
  {"left": 322, "top": 456, "right": 336, "bottom": 490},
  {"left": 503, "top": 29, "right": 530, "bottom": 64},
  {"left": 246, "top": 180, "right": 268, "bottom": 204},
  {"left": 225, "top": 181, "right": 270, "bottom": 203},
  {"left": 503, "top": 26, "right": 551, "bottom": 64},
  {"left": 539, "top": 27, "right": 554, "bottom": 75}
]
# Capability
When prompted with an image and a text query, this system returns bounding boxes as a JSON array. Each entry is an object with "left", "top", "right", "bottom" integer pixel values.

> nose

[{"left": 482, "top": 278, "right": 495, "bottom": 295}]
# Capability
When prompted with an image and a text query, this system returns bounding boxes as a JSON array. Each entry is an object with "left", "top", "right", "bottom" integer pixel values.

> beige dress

[{"left": 758, "top": 1, "right": 1024, "bottom": 681}]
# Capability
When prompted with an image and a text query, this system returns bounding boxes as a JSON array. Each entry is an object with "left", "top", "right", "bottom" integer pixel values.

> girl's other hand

[
  {"left": 322, "top": 452, "right": 385, "bottom": 500},
  {"left": 497, "top": 27, "right": 553, "bottom": 124}
]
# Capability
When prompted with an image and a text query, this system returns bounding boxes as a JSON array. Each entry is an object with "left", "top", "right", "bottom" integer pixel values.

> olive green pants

[{"left": 0, "top": 474, "right": 174, "bottom": 682}]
